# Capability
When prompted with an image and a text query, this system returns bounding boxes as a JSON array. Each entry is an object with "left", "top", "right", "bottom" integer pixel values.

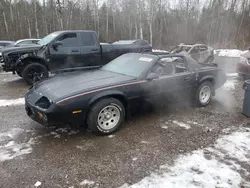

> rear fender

[
  {"left": 199, "top": 75, "right": 215, "bottom": 84},
  {"left": 199, "top": 75, "right": 216, "bottom": 95}
]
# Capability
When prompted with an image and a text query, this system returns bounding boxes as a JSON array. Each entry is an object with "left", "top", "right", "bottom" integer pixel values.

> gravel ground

[{"left": 0, "top": 57, "right": 250, "bottom": 188}]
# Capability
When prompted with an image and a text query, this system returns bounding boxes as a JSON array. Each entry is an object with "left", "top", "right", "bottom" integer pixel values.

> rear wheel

[
  {"left": 195, "top": 81, "right": 213, "bottom": 107},
  {"left": 22, "top": 63, "right": 49, "bottom": 85},
  {"left": 87, "top": 98, "right": 125, "bottom": 135}
]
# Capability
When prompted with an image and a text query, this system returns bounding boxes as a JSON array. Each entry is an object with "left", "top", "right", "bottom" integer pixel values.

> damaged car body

[
  {"left": 171, "top": 43, "right": 214, "bottom": 64},
  {"left": 25, "top": 53, "right": 226, "bottom": 135}
]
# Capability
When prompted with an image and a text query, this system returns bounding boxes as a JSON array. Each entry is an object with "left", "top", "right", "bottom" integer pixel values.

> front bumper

[
  {"left": 25, "top": 100, "right": 87, "bottom": 126},
  {"left": 25, "top": 101, "right": 51, "bottom": 126}
]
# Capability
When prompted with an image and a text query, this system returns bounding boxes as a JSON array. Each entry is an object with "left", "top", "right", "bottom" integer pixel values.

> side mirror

[
  {"left": 52, "top": 41, "right": 63, "bottom": 50},
  {"left": 146, "top": 73, "right": 159, "bottom": 81},
  {"left": 248, "top": 47, "right": 250, "bottom": 51}
]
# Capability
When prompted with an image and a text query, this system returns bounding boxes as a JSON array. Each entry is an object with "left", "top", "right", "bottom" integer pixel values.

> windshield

[
  {"left": 171, "top": 45, "right": 191, "bottom": 53},
  {"left": 101, "top": 54, "right": 156, "bottom": 77},
  {"left": 38, "top": 32, "right": 61, "bottom": 45}
]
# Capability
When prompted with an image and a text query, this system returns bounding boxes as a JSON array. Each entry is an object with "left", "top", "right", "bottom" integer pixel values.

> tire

[
  {"left": 22, "top": 63, "right": 49, "bottom": 85},
  {"left": 87, "top": 98, "right": 125, "bottom": 135},
  {"left": 195, "top": 81, "right": 213, "bottom": 107}
]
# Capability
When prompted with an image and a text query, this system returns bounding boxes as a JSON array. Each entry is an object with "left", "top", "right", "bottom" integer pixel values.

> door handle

[
  {"left": 184, "top": 77, "right": 191, "bottom": 81},
  {"left": 71, "top": 50, "right": 79, "bottom": 52},
  {"left": 91, "top": 48, "right": 99, "bottom": 52}
]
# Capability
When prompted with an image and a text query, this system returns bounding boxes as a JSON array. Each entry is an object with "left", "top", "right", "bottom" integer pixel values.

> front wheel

[
  {"left": 22, "top": 63, "right": 49, "bottom": 85},
  {"left": 195, "top": 81, "right": 213, "bottom": 107},
  {"left": 87, "top": 98, "right": 125, "bottom": 135}
]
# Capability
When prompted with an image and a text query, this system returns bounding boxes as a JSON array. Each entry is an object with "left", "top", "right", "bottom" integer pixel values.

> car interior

[{"left": 151, "top": 57, "right": 187, "bottom": 76}]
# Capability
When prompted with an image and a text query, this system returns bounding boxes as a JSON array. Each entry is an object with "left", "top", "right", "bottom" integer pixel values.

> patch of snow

[
  {"left": 0, "top": 128, "right": 24, "bottom": 142},
  {"left": 0, "top": 138, "right": 35, "bottom": 161},
  {"left": 120, "top": 128, "right": 250, "bottom": 188},
  {"left": 76, "top": 145, "right": 84, "bottom": 150},
  {"left": 140, "top": 141, "right": 150, "bottom": 144},
  {"left": 34, "top": 181, "right": 42, "bottom": 187},
  {"left": 132, "top": 157, "right": 138, "bottom": 161},
  {"left": 79, "top": 180, "right": 95, "bottom": 186},
  {"left": 186, "top": 121, "right": 199, "bottom": 125},
  {"left": 223, "top": 80, "right": 237, "bottom": 90},
  {"left": 55, "top": 128, "right": 68, "bottom": 133},
  {"left": 215, "top": 49, "right": 244, "bottom": 57},
  {"left": 108, "top": 135, "right": 115, "bottom": 138},
  {"left": 226, "top": 73, "right": 238, "bottom": 77},
  {"left": 0, "top": 98, "right": 25, "bottom": 107},
  {"left": 153, "top": 49, "right": 169, "bottom": 53},
  {"left": 68, "top": 130, "right": 79, "bottom": 136},
  {"left": 161, "top": 126, "right": 168, "bottom": 129},
  {"left": 213, "top": 129, "right": 250, "bottom": 163},
  {"left": 50, "top": 131, "right": 61, "bottom": 139},
  {"left": 172, "top": 120, "right": 190, "bottom": 129}
]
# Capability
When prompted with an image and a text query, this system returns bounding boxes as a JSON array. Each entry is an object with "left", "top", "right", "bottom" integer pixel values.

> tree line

[{"left": 0, "top": 0, "right": 250, "bottom": 50}]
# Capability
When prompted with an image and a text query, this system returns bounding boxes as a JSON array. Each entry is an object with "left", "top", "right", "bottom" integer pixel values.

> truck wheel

[
  {"left": 87, "top": 98, "right": 125, "bottom": 135},
  {"left": 195, "top": 81, "right": 213, "bottom": 107},
  {"left": 22, "top": 63, "right": 49, "bottom": 85}
]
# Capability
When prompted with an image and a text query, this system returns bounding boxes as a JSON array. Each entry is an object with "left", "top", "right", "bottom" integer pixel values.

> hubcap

[
  {"left": 199, "top": 85, "right": 211, "bottom": 104},
  {"left": 27, "top": 67, "right": 44, "bottom": 82},
  {"left": 97, "top": 105, "right": 120, "bottom": 130}
]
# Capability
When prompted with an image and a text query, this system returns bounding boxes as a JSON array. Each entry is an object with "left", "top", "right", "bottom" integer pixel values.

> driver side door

[
  {"left": 49, "top": 32, "right": 81, "bottom": 71},
  {"left": 141, "top": 56, "right": 196, "bottom": 105}
]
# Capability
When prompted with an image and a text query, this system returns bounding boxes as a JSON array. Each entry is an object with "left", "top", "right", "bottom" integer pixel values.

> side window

[
  {"left": 57, "top": 33, "right": 78, "bottom": 47},
  {"left": 19, "top": 41, "right": 32, "bottom": 45},
  {"left": 81, "top": 32, "right": 96, "bottom": 46},
  {"left": 199, "top": 45, "right": 208, "bottom": 51},
  {"left": 160, "top": 57, "right": 187, "bottom": 74},
  {"left": 190, "top": 47, "right": 199, "bottom": 54},
  {"left": 141, "top": 40, "right": 149, "bottom": 45}
]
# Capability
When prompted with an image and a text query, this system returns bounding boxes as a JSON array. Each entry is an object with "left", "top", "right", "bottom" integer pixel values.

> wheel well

[
  {"left": 90, "top": 94, "right": 128, "bottom": 111},
  {"left": 20, "top": 57, "right": 49, "bottom": 71},
  {"left": 87, "top": 94, "right": 128, "bottom": 122},
  {"left": 200, "top": 78, "right": 215, "bottom": 95}
]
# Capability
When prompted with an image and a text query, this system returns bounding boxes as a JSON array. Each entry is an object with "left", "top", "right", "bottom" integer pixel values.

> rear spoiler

[{"left": 51, "top": 66, "right": 101, "bottom": 74}]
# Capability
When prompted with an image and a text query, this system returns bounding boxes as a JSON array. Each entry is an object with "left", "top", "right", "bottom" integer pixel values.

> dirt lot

[{"left": 0, "top": 56, "right": 250, "bottom": 188}]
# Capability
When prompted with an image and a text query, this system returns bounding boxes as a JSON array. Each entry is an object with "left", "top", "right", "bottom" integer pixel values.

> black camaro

[{"left": 25, "top": 53, "right": 226, "bottom": 134}]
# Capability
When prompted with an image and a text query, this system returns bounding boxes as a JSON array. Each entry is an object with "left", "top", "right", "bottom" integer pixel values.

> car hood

[
  {"left": 31, "top": 70, "right": 136, "bottom": 102},
  {"left": 0, "top": 44, "right": 41, "bottom": 54}
]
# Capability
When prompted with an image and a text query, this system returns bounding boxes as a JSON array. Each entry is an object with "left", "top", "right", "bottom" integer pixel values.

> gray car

[{"left": 171, "top": 43, "right": 214, "bottom": 63}]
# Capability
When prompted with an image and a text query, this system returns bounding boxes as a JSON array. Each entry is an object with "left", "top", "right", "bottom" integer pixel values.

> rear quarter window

[{"left": 81, "top": 32, "right": 97, "bottom": 46}]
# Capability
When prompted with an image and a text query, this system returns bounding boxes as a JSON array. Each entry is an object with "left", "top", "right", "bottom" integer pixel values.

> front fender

[
  {"left": 88, "top": 90, "right": 127, "bottom": 107},
  {"left": 199, "top": 75, "right": 215, "bottom": 84},
  {"left": 15, "top": 55, "right": 48, "bottom": 68}
]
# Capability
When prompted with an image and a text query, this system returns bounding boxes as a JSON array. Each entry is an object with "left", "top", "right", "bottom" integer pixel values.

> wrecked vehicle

[
  {"left": 1, "top": 30, "right": 152, "bottom": 84},
  {"left": 25, "top": 53, "right": 226, "bottom": 135},
  {"left": 237, "top": 49, "right": 250, "bottom": 79},
  {"left": 171, "top": 43, "right": 214, "bottom": 64}
]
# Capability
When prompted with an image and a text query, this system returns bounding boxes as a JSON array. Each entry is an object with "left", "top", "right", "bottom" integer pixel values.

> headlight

[
  {"left": 0, "top": 52, "right": 2, "bottom": 56},
  {"left": 35, "top": 96, "right": 51, "bottom": 109}
]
